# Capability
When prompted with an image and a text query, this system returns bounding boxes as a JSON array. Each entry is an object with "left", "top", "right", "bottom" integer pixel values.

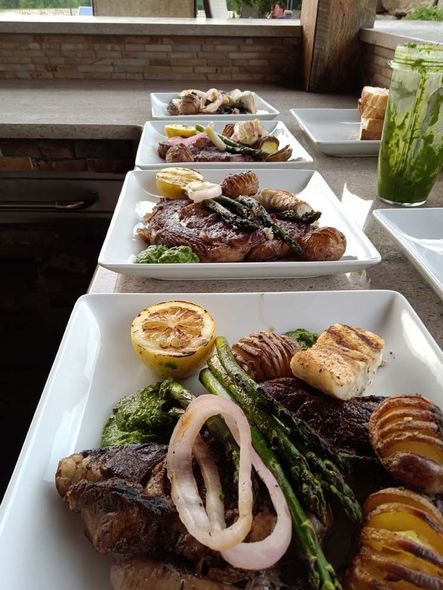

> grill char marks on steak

[
  {"left": 262, "top": 377, "right": 383, "bottom": 458},
  {"left": 65, "top": 478, "right": 207, "bottom": 562},
  {"left": 139, "top": 199, "right": 346, "bottom": 264},
  {"left": 55, "top": 442, "right": 167, "bottom": 497},
  {"left": 138, "top": 199, "right": 269, "bottom": 263},
  {"left": 111, "top": 558, "right": 234, "bottom": 590}
]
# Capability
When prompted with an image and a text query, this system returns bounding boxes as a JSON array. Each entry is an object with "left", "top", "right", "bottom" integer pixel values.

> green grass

[{"left": 405, "top": 6, "right": 443, "bottom": 21}]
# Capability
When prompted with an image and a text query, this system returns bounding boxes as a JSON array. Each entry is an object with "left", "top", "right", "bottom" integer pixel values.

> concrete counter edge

[{"left": 0, "top": 16, "right": 302, "bottom": 38}]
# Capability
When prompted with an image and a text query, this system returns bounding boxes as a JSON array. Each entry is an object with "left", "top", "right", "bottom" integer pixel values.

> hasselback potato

[
  {"left": 220, "top": 171, "right": 259, "bottom": 198},
  {"left": 301, "top": 227, "right": 347, "bottom": 261},
  {"left": 345, "top": 487, "right": 443, "bottom": 590},
  {"left": 232, "top": 330, "right": 299, "bottom": 382},
  {"left": 369, "top": 395, "right": 443, "bottom": 494}
]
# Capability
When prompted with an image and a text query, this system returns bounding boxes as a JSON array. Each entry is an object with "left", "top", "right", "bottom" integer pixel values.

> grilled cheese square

[{"left": 290, "top": 324, "right": 384, "bottom": 400}]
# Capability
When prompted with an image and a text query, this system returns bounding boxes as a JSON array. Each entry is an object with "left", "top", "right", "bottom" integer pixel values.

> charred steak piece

[
  {"left": 111, "top": 557, "right": 294, "bottom": 590},
  {"left": 262, "top": 377, "right": 383, "bottom": 458},
  {"left": 111, "top": 558, "right": 233, "bottom": 590},
  {"left": 138, "top": 199, "right": 269, "bottom": 263},
  {"left": 56, "top": 443, "right": 167, "bottom": 497},
  {"left": 66, "top": 477, "right": 208, "bottom": 562}
]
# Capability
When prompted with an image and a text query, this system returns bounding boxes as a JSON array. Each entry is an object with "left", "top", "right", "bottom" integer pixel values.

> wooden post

[{"left": 301, "top": 0, "right": 377, "bottom": 92}]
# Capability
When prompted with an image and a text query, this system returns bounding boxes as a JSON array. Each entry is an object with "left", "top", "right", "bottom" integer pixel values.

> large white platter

[
  {"left": 373, "top": 208, "right": 443, "bottom": 300},
  {"left": 151, "top": 91, "right": 279, "bottom": 120},
  {"left": 1, "top": 290, "right": 442, "bottom": 590},
  {"left": 98, "top": 168, "right": 381, "bottom": 279},
  {"left": 290, "top": 108, "right": 380, "bottom": 157},
  {"left": 135, "top": 119, "right": 313, "bottom": 169}
]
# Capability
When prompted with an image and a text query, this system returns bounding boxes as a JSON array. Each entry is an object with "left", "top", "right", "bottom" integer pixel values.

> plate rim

[
  {"left": 373, "top": 208, "right": 443, "bottom": 299},
  {"left": 97, "top": 168, "right": 381, "bottom": 278}
]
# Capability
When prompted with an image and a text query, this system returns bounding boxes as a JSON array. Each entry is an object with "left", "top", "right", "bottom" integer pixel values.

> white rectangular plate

[
  {"left": 135, "top": 119, "right": 313, "bottom": 169},
  {"left": 290, "top": 108, "right": 380, "bottom": 157},
  {"left": 98, "top": 168, "right": 380, "bottom": 279},
  {"left": 151, "top": 91, "right": 279, "bottom": 120},
  {"left": 1, "top": 290, "right": 442, "bottom": 590},
  {"left": 373, "top": 208, "right": 443, "bottom": 300}
]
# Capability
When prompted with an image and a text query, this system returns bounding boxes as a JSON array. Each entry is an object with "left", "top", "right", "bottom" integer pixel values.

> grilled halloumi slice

[{"left": 290, "top": 324, "right": 384, "bottom": 400}]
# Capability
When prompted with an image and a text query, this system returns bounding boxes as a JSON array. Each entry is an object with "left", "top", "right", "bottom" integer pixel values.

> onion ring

[
  {"left": 167, "top": 395, "right": 253, "bottom": 551},
  {"left": 167, "top": 394, "right": 292, "bottom": 569}
]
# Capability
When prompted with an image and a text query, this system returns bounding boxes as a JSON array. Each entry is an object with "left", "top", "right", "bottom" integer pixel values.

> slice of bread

[
  {"left": 360, "top": 116, "right": 384, "bottom": 141},
  {"left": 358, "top": 86, "right": 389, "bottom": 119},
  {"left": 358, "top": 86, "right": 389, "bottom": 140}
]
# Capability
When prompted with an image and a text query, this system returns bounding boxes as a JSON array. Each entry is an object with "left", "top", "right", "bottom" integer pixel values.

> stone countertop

[
  {"left": 0, "top": 79, "right": 441, "bottom": 345},
  {"left": 361, "top": 20, "right": 443, "bottom": 48},
  {"left": 0, "top": 15, "right": 301, "bottom": 37}
]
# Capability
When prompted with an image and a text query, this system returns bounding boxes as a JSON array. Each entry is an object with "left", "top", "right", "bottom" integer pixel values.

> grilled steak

[
  {"left": 138, "top": 199, "right": 269, "bottom": 263},
  {"left": 194, "top": 150, "right": 254, "bottom": 163},
  {"left": 57, "top": 442, "right": 303, "bottom": 588},
  {"left": 111, "top": 558, "right": 233, "bottom": 590},
  {"left": 65, "top": 478, "right": 208, "bottom": 562},
  {"left": 262, "top": 377, "right": 383, "bottom": 458},
  {"left": 139, "top": 199, "right": 346, "bottom": 263},
  {"left": 56, "top": 442, "right": 167, "bottom": 497}
]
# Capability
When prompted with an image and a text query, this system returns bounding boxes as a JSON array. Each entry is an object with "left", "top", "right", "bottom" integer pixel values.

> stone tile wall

[
  {"left": 0, "top": 33, "right": 301, "bottom": 85},
  {"left": 360, "top": 41, "right": 394, "bottom": 88},
  {"left": 0, "top": 138, "right": 136, "bottom": 172}
]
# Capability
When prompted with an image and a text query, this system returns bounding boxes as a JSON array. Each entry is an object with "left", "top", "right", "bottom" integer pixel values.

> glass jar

[{"left": 377, "top": 43, "right": 443, "bottom": 206}]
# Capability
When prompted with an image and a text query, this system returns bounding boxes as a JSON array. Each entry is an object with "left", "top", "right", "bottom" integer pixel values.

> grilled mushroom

[
  {"left": 178, "top": 94, "right": 201, "bottom": 116},
  {"left": 265, "top": 145, "right": 292, "bottom": 162}
]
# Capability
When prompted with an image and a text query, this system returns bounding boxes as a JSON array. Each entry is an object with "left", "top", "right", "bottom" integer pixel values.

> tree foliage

[{"left": 405, "top": 6, "right": 443, "bottom": 21}]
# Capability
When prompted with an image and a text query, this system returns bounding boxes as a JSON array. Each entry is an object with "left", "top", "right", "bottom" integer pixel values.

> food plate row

[
  {"left": 1, "top": 290, "right": 442, "bottom": 588},
  {"left": 98, "top": 168, "right": 381, "bottom": 280}
]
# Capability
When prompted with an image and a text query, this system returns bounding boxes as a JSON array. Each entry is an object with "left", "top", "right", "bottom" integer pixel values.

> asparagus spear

[
  {"left": 236, "top": 196, "right": 305, "bottom": 258},
  {"left": 276, "top": 209, "right": 322, "bottom": 224},
  {"left": 204, "top": 199, "right": 259, "bottom": 231},
  {"left": 214, "top": 337, "right": 362, "bottom": 523},
  {"left": 194, "top": 123, "right": 264, "bottom": 158},
  {"left": 305, "top": 452, "right": 362, "bottom": 523},
  {"left": 167, "top": 379, "right": 240, "bottom": 473},
  {"left": 200, "top": 368, "right": 341, "bottom": 590},
  {"left": 207, "top": 354, "right": 327, "bottom": 523}
]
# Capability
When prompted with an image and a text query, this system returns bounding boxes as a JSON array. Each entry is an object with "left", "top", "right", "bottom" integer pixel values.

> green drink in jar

[{"left": 377, "top": 43, "right": 443, "bottom": 206}]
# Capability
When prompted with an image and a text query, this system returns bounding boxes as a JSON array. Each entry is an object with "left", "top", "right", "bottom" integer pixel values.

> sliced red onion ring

[
  {"left": 166, "top": 394, "right": 292, "bottom": 569},
  {"left": 167, "top": 395, "right": 253, "bottom": 551}
]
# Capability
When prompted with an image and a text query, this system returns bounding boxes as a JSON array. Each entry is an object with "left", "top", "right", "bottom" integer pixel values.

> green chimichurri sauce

[
  {"left": 377, "top": 44, "right": 443, "bottom": 206},
  {"left": 101, "top": 381, "right": 180, "bottom": 447}
]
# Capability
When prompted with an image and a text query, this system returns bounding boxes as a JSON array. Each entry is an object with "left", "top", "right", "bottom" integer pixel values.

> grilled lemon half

[
  {"left": 155, "top": 167, "right": 204, "bottom": 200},
  {"left": 164, "top": 124, "right": 198, "bottom": 138},
  {"left": 131, "top": 301, "right": 216, "bottom": 378}
]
